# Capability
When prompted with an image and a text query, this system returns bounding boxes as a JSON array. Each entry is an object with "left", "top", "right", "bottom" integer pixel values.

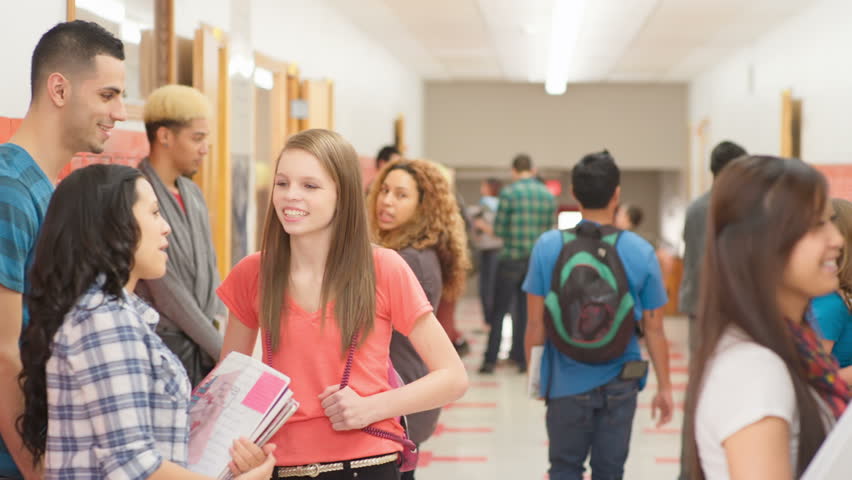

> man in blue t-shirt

[
  {"left": 0, "top": 21, "right": 125, "bottom": 478},
  {"left": 523, "top": 150, "right": 674, "bottom": 480}
]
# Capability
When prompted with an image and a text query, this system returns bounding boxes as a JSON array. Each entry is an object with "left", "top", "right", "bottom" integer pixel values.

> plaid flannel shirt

[
  {"left": 46, "top": 281, "right": 191, "bottom": 480},
  {"left": 494, "top": 177, "right": 556, "bottom": 260}
]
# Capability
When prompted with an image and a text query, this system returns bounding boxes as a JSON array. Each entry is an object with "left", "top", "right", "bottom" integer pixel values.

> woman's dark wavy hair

[
  {"left": 17, "top": 164, "right": 143, "bottom": 464},
  {"left": 684, "top": 156, "right": 831, "bottom": 479}
]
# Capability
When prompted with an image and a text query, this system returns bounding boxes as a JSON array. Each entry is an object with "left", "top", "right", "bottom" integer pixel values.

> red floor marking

[
  {"left": 647, "top": 382, "right": 687, "bottom": 391},
  {"left": 670, "top": 351, "right": 685, "bottom": 360},
  {"left": 417, "top": 451, "right": 489, "bottom": 467},
  {"left": 642, "top": 427, "right": 682, "bottom": 435},
  {"left": 444, "top": 402, "right": 497, "bottom": 410},
  {"left": 469, "top": 381, "right": 499, "bottom": 388},
  {"left": 637, "top": 402, "right": 685, "bottom": 410},
  {"left": 670, "top": 365, "right": 689, "bottom": 374},
  {"left": 432, "top": 423, "right": 494, "bottom": 437},
  {"left": 656, "top": 457, "right": 681, "bottom": 464}
]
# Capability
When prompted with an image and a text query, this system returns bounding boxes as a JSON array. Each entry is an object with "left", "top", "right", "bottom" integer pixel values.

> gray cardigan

[{"left": 389, "top": 246, "right": 443, "bottom": 444}]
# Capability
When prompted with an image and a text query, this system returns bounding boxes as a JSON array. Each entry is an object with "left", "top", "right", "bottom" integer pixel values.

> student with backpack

[{"left": 523, "top": 151, "right": 674, "bottom": 480}]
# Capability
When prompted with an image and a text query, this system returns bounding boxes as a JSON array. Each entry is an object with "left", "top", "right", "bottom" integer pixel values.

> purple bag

[{"left": 340, "top": 335, "right": 418, "bottom": 472}]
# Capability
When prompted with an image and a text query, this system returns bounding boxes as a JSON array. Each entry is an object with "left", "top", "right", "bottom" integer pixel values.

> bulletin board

[{"left": 815, "top": 165, "right": 852, "bottom": 201}]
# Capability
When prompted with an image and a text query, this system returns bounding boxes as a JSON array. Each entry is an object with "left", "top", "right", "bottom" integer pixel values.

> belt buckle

[{"left": 306, "top": 463, "right": 321, "bottom": 478}]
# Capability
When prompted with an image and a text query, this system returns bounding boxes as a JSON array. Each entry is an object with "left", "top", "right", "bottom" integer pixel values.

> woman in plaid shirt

[{"left": 17, "top": 165, "right": 275, "bottom": 480}]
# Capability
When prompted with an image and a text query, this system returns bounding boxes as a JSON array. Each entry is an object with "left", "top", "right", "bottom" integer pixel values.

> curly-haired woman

[{"left": 367, "top": 159, "right": 472, "bottom": 479}]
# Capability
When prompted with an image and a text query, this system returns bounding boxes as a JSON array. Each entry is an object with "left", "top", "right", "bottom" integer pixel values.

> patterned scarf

[{"left": 787, "top": 318, "right": 852, "bottom": 419}]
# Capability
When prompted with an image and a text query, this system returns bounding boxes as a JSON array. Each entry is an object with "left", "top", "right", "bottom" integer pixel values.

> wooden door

[
  {"left": 300, "top": 79, "right": 334, "bottom": 131},
  {"left": 193, "top": 24, "right": 232, "bottom": 277},
  {"left": 253, "top": 53, "right": 292, "bottom": 249}
]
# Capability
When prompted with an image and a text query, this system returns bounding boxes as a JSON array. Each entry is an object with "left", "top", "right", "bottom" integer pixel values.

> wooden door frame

[{"left": 193, "top": 23, "right": 232, "bottom": 277}]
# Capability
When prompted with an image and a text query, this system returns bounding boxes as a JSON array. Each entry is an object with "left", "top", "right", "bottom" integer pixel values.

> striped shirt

[
  {"left": 0, "top": 143, "right": 53, "bottom": 296},
  {"left": 46, "top": 281, "right": 191, "bottom": 480},
  {"left": 0, "top": 142, "right": 53, "bottom": 476},
  {"left": 494, "top": 177, "right": 556, "bottom": 260}
]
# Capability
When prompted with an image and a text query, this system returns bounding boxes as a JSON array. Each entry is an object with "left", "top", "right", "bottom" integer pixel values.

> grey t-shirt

[
  {"left": 390, "top": 246, "right": 443, "bottom": 444},
  {"left": 679, "top": 191, "right": 711, "bottom": 315}
]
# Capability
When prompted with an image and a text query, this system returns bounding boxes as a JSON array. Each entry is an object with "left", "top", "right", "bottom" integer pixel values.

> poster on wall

[{"left": 815, "top": 165, "right": 852, "bottom": 201}]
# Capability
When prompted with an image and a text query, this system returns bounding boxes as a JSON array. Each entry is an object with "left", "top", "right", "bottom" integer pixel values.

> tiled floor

[{"left": 417, "top": 296, "right": 690, "bottom": 480}]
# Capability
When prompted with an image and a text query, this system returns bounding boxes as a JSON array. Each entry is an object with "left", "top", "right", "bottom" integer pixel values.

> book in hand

[
  {"left": 527, "top": 345, "right": 544, "bottom": 399},
  {"left": 802, "top": 402, "right": 852, "bottom": 479},
  {"left": 187, "top": 351, "right": 299, "bottom": 479}
]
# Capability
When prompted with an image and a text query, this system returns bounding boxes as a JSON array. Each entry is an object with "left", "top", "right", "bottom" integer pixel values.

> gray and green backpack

[{"left": 544, "top": 222, "right": 636, "bottom": 364}]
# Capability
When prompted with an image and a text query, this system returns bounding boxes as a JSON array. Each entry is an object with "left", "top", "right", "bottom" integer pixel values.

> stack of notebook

[{"left": 187, "top": 351, "right": 299, "bottom": 479}]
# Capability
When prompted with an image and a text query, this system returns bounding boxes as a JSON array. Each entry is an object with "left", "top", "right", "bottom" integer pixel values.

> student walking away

[
  {"left": 471, "top": 178, "right": 504, "bottom": 325},
  {"left": 524, "top": 150, "right": 674, "bottom": 480},
  {"left": 479, "top": 154, "right": 556, "bottom": 374},
  {"left": 217, "top": 129, "right": 468, "bottom": 479},
  {"left": 0, "top": 20, "right": 127, "bottom": 478},
  {"left": 17, "top": 164, "right": 275, "bottom": 479},
  {"left": 135, "top": 84, "right": 225, "bottom": 386},
  {"left": 684, "top": 156, "right": 850, "bottom": 480}
]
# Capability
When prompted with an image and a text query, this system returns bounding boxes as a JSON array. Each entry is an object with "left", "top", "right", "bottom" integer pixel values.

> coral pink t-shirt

[{"left": 217, "top": 247, "right": 433, "bottom": 466}]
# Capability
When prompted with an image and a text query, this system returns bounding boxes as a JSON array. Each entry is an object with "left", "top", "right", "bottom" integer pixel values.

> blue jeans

[
  {"left": 477, "top": 249, "right": 500, "bottom": 323},
  {"left": 483, "top": 258, "right": 529, "bottom": 367},
  {"left": 546, "top": 377, "right": 639, "bottom": 480}
]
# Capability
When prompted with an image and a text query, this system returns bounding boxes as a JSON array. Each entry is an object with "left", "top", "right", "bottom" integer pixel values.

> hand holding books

[{"left": 188, "top": 352, "right": 299, "bottom": 479}]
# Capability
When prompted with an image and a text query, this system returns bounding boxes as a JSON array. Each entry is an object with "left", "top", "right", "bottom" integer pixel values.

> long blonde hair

[
  {"left": 259, "top": 129, "right": 375, "bottom": 353},
  {"left": 367, "top": 159, "right": 471, "bottom": 301},
  {"left": 832, "top": 198, "right": 852, "bottom": 307}
]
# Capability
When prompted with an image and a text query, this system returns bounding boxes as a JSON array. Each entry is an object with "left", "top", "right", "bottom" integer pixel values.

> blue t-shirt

[
  {"left": 812, "top": 292, "right": 852, "bottom": 368},
  {"left": 523, "top": 223, "right": 668, "bottom": 399},
  {"left": 0, "top": 143, "right": 53, "bottom": 476}
]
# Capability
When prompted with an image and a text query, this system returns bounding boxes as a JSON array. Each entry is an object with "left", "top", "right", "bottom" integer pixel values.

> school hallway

[{"left": 417, "top": 296, "right": 690, "bottom": 480}]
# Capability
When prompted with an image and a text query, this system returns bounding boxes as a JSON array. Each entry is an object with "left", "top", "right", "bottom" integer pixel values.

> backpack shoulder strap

[{"left": 597, "top": 224, "right": 623, "bottom": 248}]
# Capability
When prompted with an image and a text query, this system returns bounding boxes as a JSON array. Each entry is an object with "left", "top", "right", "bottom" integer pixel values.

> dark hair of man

[
  {"left": 375, "top": 145, "right": 400, "bottom": 169},
  {"left": 710, "top": 141, "right": 747, "bottom": 177},
  {"left": 627, "top": 205, "right": 643, "bottom": 228},
  {"left": 484, "top": 177, "right": 502, "bottom": 196},
  {"left": 684, "top": 156, "right": 831, "bottom": 479},
  {"left": 30, "top": 20, "right": 125, "bottom": 99},
  {"left": 571, "top": 150, "right": 620, "bottom": 210},
  {"left": 512, "top": 153, "right": 532, "bottom": 172},
  {"left": 17, "top": 164, "right": 143, "bottom": 464}
]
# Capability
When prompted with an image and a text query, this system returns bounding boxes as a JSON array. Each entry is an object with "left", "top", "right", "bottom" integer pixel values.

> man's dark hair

[
  {"left": 512, "top": 153, "right": 532, "bottom": 172},
  {"left": 30, "top": 20, "right": 125, "bottom": 99},
  {"left": 710, "top": 141, "right": 747, "bottom": 177},
  {"left": 626, "top": 205, "right": 644, "bottom": 228},
  {"left": 571, "top": 150, "right": 620, "bottom": 210},
  {"left": 483, "top": 177, "right": 502, "bottom": 196},
  {"left": 375, "top": 145, "right": 400, "bottom": 169}
]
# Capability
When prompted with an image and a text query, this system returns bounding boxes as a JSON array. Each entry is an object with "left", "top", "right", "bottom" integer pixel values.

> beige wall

[
  {"left": 425, "top": 82, "right": 689, "bottom": 171},
  {"left": 456, "top": 170, "right": 667, "bottom": 248}
]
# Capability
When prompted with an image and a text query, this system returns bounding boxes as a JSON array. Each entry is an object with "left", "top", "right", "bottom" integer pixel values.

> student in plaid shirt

[
  {"left": 475, "top": 154, "right": 556, "bottom": 374},
  {"left": 17, "top": 165, "right": 275, "bottom": 480}
]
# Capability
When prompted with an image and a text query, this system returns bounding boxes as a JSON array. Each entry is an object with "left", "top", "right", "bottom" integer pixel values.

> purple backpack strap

[{"left": 339, "top": 335, "right": 418, "bottom": 454}]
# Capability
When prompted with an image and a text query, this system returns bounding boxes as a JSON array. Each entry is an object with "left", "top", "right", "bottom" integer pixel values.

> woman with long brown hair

[
  {"left": 366, "top": 159, "right": 471, "bottom": 479},
  {"left": 685, "top": 156, "right": 850, "bottom": 479},
  {"left": 217, "top": 130, "right": 468, "bottom": 479},
  {"left": 813, "top": 198, "right": 852, "bottom": 383}
]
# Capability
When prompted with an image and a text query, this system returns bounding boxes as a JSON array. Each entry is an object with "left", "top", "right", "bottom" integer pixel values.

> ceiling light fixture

[{"left": 545, "top": 0, "right": 587, "bottom": 95}]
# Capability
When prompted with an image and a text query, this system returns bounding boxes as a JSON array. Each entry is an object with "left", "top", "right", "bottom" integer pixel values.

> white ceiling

[{"left": 331, "top": 0, "right": 811, "bottom": 83}]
